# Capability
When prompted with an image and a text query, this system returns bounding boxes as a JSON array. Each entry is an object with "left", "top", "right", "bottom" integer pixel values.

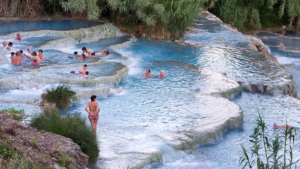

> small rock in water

[{"left": 181, "top": 40, "right": 201, "bottom": 46}]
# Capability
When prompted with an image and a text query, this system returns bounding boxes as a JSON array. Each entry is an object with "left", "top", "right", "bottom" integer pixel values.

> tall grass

[
  {"left": 239, "top": 113, "right": 300, "bottom": 169},
  {"left": 44, "top": 84, "right": 76, "bottom": 110},
  {"left": 30, "top": 110, "right": 99, "bottom": 163},
  {"left": 0, "top": 108, "right": 26, "bottom": 121}
]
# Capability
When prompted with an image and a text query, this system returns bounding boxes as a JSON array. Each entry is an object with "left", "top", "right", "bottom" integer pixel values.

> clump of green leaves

[
  {"left": 44, "top": 84, "right": 76, "bottom": 110},
  {"left": 239, "top": 113, "right": 300, "bottom": 169},
  {"left": 0, "top": 108, "right": 25, "bottom": 121},
  {"left": 0, "top": 140, "right": 16, "bottom": 159},
  {"left": 57, "top": 153, "right": 75, "bottom": 167},
  {"left": 30, "top": 110, "right": 99, "bottom": 162}
]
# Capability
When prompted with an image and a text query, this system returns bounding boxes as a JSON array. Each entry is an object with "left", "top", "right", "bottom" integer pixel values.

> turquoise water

[{"left": 0, "top": 15, "right": 299, "bottom": 169}]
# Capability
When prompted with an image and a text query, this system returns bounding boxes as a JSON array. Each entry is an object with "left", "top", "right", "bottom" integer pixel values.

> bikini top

[{"left": 31, "top": 62, "right": 39, "bottom": 66}]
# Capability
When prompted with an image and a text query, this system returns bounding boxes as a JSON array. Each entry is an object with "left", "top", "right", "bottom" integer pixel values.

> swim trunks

[
  {"left": 68, "top": 56, "right": 73, "bottom": 59},
  {"left": 91, "top": 52, "right": 95, "bottom": 56},
  {"left": 70, "top": 71, "right": 76, "bottom": 74}
]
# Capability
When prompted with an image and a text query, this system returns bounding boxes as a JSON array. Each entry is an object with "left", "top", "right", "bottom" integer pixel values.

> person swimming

[
  {"left": 74, "top": 51, "right": 78, "bottom": 55},
  {"left": 64, "top": 54, "right": 86, "bottom": 60},
  {"left": 31, "top": 58, "right": 39, "bottom": 66},
  {"left": 142, "top": 69, "right": 153, "bottom": 77},
  {"left": 158, "top": 70, "right": 165, "bottom": 78},
  {"left": 274, "top": 123, "right": 299, "bottom": 130},
  {"left": 14, "top": 33, "right": 23, "bottom": 41},
  {"left": 82, "top": 47, "right": 95, "bottom": 57},
  {"left": 95, "top": 50, "right": 110, "bottom": 55},
  {"left": 70, "top": 64, "right": 87, "bottom": 74},
  {"left": 85, "top": 95, "right": 100, "bottom": 134},
  {"left": 2, "top": 41, "right": 7, "bottom": 48},
  {"left": 83, "top": 71, "right": 89, "bottom": 78}
]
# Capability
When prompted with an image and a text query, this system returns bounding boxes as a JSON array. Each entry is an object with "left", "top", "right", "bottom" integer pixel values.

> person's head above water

[
  {"left": 33, "top": 58, "right": 38, "bottom": 63},
  {"left": 11, "top": 52, "right": 15, "bottom": 57},
  {"left": 91, "top": 95, "right": 96, "bottom": 101},
  {"left": 147, "top": 69, "right": 151, "bottom": 73},
  {"left": 81, "top": 54, "right": 86, "bottom": 59},
  {"left": 32, "top": 51, "right": 38, "bottom": 56},
  {"left": 39, "top": 50, "right": 43, "bottom": 54},
  {"left": 3, "top": 41, "right": 7, "bottom": 47},
  {"left": 83, "top": 64, "right": 87, "bottom": 70},
  {"left": 17, "top": 33, "right": 21, "bottom": 38},
  {"left": 8, "top": 42, "right": 13, "bottom": 47},
  {"left": 159, "top": 70, "right": 165, "bottom": 78},
  {"left": 15, "top": 51, "right": 20, "bottom": 57},
  {"left": 19, "top": 50, "right": 23, "bottom": 54},
  {"left": 82, "top": 47, "right": 87, "bottom": 51},
  {"left": 74, "top": 51, "right": 78, "bottom": 55},
  {"left": 103, "top": 50, "right": 110, "bottom": 55},
  {"left": 85, "top": 71, "right": 89, "bottom": 75}
]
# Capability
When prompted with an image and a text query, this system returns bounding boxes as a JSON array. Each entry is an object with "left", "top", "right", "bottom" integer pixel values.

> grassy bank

[{"left": 30, "top": 110, "right": 99, "bottom": 163}]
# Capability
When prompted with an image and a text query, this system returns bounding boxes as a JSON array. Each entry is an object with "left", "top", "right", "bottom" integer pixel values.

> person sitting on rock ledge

[
  {"left": 82, "top": 47, "right": 95, "bottom": 57},
  {"left": 142, "top": 69, "right": 153, "bottom": 77},
  {"left": 14, "top": 33, "right": 23, "bottom": 41}
]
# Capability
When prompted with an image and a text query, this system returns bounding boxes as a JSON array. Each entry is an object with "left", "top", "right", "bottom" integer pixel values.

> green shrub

[
  {"left": 0, "top": 108, "right": 25, "bottom": 121},
  {"left": 4, "top": 153, "right": 46, "bottom": 169},
  {"left": 239, "top": 113, "right": 300, "bottom": 169},
  {"left": 30, "top": 110, "right": 99, "bottom": 163},
  {"left": 0, "top": 140, "right": 16, "bottom": 159},
  {"left": 57, "top": 153, "right": 75, "bottom": 167},
  {"left": 44, "top": 84, "right": 76, "bottom": 109}
]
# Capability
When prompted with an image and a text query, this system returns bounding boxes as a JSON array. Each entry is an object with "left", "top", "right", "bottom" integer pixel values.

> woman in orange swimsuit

[{"left": 85, "top": 95, "right": 100, "bottom": 134}]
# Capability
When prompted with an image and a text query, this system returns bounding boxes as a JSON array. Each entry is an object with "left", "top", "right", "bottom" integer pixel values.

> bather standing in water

[
  {"left": 82, "top": 47, "right": 95, "bottom": 57},
  {"left": 7, "top": 41, "right": 15, "bottom": 51},
  {"left": 12, "top": 52, "right": 22, "bottom": 66},
  {"left": 25, "top": 51, "right": 42, "bottom": 62},
  {"left": 28, "top": 46, "right": 45, "bottom": 61},
  {"left": 2, "top": 41, "right": 7, "bottom": 48},
  {"left": 14, "top": 33, "right": 23, "bottom": 41},
  {"left": 142, "top": 69, "right": 153, "bottom": 77},
  {"left": 85, "top": 95, "right": 100, "bottom": 134},
  {"left": 158, "top": 70, "right": 165, "bottom": 78}
]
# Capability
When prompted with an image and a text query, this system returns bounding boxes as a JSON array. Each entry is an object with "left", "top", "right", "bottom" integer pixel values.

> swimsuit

[
  {"left": 68, "top": 56, "right": 73, "bottom": 59},
  {"left": 91, "top": 52, "right": 95, "bottom": 56},
  {"left": 31, "top": 62, "right": 39, "bottom": 66},
  {"left": 90, "top": 115, "right": 99, "bottom": 119}
]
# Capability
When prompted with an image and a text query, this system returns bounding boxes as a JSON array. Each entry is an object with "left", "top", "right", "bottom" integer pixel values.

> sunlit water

[{"left": 0, "top": 14, "right": 299, "bottom": 169}]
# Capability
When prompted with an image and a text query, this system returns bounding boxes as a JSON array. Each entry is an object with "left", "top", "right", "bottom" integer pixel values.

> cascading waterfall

[{"left": 1, "top": 13, "right": 300, "bottom": 169}]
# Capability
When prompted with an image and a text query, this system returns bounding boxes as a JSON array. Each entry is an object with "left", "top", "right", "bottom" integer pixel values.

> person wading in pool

[
  {"left": 70, "top": 64, "right": 87, "bottom": 74},
  {"left": 7, "top": 41, "right": 15, "bottom": 51},
  {"left": 25, "top": 50, "right": 42, "bottom": 62},
  {"left": 142, "top": 69, "right": 153, "bottom": 77},
  {"left": 158, "top": 70, "right": 165, "bottom": 78},
  {"left": 14, "top": 33, "right": 23, "bottom": 41},
  {"left": 28, "top": 46, "right": 45, "bottom": 61},
  {"left": 82, "top": 47, "right": 95, "bottom": 57},
  {"left": 85, "top": 95, "right": 100, "bottom": 134},
  {"left": 12, "top": 51, "right": 22, "bottom": 66},
  {"left": 2, "top": 41, "right": 7, "bottom": 48}
]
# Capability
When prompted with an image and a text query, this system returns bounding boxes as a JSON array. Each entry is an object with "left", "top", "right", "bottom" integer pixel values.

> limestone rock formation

[
  {"left": 248, "top": 35, "right": 279, "bottom": 63},
  {"left": 0, "top": 113, "right": 89, "bottom": 169}
]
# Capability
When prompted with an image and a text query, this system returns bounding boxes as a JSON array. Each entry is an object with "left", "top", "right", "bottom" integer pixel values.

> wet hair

[
  {"left": 74, "top": 51, "right": 78, "bottom": 55},
  {"left": 91, "top": 95, "right": 96, "bottom": 101},
  {"left": 33, "top": 58, "right": 38, "bottom": 63},
  {"left": 84, "top": 64, "right": 87, "bottom": 67},
  {"left": 85, "top": 71, "right": 89, "bottom": 75},
  {"left": 147, "top": 69, "right": 151, "bottom": 73},
  {"left": 17, "top": 33, "right": 20, "bottom": 36},
  {"left": 107, "top": 50, "right": 109, "bottom": 54},
  {"left": 11, "top": 52, "right": 15, "bottom": 56},
  {"left": 3, "top": 41, "right": 7, "bottom": 44},
  {"left": 15, "top": 51, "right": 19, "bottom": 56},
  {"left": 32, "top": 52, "right": 37, "bottom": 56},
  {"left": 19, "top": 50, "right": 23, "bottom": 54},
  {"left": 8, "top": 42, "right": 13, "bottom": 46},
  {"left": 39, "top": 50, "right": 43, "bottom": 53},
  {"left": 82, "top": 54, "right": 86, "bottom": 59},
  {"left": 82, "top": 47, "right": 87, "bottom": 51}
]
